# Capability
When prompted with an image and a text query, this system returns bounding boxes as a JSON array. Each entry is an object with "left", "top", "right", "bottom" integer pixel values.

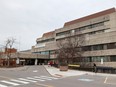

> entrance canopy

[{"left": 11, "top": 52, "right": 49, "bottom": 59}]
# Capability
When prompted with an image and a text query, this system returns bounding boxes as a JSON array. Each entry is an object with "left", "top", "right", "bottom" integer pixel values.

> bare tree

[
  {"left": 57, "top": 33, "right": 85, "bottom": 66},
  {"left": 5, "top": 38, "right": 16, "bottom": 66}
]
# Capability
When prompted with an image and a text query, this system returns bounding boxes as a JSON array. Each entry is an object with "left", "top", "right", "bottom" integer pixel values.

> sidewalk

[{"left": 44, "top": 65, "right": 116, "bottom": 77}]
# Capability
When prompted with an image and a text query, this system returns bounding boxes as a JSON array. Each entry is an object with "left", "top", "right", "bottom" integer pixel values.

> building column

[
  {"left": 16, "top": 58, "right": 20, "bottom": 65},
  {"left": 35, "top": 59, "right": 38, "bottom": 65}
]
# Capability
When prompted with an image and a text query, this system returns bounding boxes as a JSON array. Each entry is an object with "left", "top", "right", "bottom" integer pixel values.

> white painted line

[
  {"left": 34, "top": 76, "right": 52, "bottom": 80},
  {"left": 26, "top": 77, "right": 45, "bottom": 81},
  {"left": 1, "top": 80, "right": 20, "bottom": 86},
  {"left": 0, "top": 84, "right": 8, "bottom": 87},
  {"left": 104, "top": 77, "right": 108, "bottom": 83},
  {"left": 106, "top": 82, "right": 116, "bottom": 85},
  {"left": 18, "top": 78, "right": 37, "bottom": 82},
  {"left": 78, "top": 79, "right": 94, "bottom": 82},
  {"left": 33, "top": 70, "right": 38, "bottom": 72},
  {"left": 10, "top": 79, "right": 29, "bottom": 84},
  {"left": 41, "top": 76, "right": 58, "bottom": 79}
]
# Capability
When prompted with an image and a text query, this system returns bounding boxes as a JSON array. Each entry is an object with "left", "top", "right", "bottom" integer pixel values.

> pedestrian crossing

[{"left": 0, "top": 76, "right": 59, "bottom": 87}]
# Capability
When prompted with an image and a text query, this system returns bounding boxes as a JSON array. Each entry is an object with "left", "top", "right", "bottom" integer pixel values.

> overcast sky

[{"left": 0, "top": 0, "right": 116, "bottom": 51}]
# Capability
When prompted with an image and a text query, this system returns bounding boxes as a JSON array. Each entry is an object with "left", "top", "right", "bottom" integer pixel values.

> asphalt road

[{"left": 0, "top": 66, "right": 116, "bottom": 87}]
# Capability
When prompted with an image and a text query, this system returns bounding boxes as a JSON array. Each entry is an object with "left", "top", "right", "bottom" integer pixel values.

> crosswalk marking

[
  {"left": 0, "top": 84, "right": 8, "bottom": 87},
  {"left": 26, "top": 77, "right": 45, "bottom": 81},
  {"left": 1, "top": 80, "right": 20, "bottom": 86},
  {"left": 34, "top": 76, "right": 52, "bottom": 80},
  {"left": 18, "top": 78, "right": 37, "bottom": 82},
  {"left": 41, "top": 76, "right": 58, "bottom": 79},
  {"left": 0, "top": 76, "right": 60, "bottom": 87},
  {"left": 10, "top": 79, "right": 29, "bottom": 84}
]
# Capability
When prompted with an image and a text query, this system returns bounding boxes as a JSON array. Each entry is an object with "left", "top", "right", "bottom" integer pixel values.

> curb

[
  {"left": 43, "top": 65, "right": 116, "bottom": 77},
  {"left": 43, "top": 65, "right": 55, "bottom": 77},
  {"left": 43, "top": 65, "right": 64, "bottom": 78},
  {"left": 54, "top": 74, "right": 63, "bottom": 77}
]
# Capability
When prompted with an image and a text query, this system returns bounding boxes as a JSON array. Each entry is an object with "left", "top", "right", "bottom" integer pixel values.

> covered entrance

[
  {"left": 23, "top": 59, "right": 49, "bottom": 65},
  {"left": 25, "top": 59, "right": 35, "bottom": 65}
]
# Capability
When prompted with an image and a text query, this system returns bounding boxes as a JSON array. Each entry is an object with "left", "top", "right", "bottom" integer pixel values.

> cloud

[{"left": 0, "top": 0, "right": 116, "bottom": 50}]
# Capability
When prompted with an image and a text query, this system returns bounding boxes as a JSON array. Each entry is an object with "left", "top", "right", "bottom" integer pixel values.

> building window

[
  {"left": 107, "top": 43, "right": 116, "bottom": 49},
  {"left": 56, "top": 31, "right": 70, "bottom": 36},
  {"left": 40, "top": 51, "right": 49, "bottom": 55},
  {"left": 37, "top": 38, "right": 54, "bottom": 44},
  {"left": 79, "top": 27, "right": 86, "bottom": 31},
  {"left": 71, "top": 30, "right": 75, "bottom": 33},
  {"left": 91, "top": 45, "right": 104, "bottom": 50},
  {"left": 83, "top": 57, "right": 92, "bottom": 62},
  {"left": 82, "top": 46, "right": 91, "bottom": 51},
  {"left": 92, "top": 56, "right": 109, "bottom": 62},
  {"left": 110, "top": 56, "right": 116, "bottom": 62},
  {"left": 75, "top": 28, "right": 79, "bottom": 32},
  {"left": 50, "top": 50, "right": 56, "bottom": 54},
  {"left": 89, "top": 31, "right": 96, "bottom": 35}
]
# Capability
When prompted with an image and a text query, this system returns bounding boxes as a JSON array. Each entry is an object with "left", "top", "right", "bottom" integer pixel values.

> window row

[
  {"left": 84, "top": 56, "right": 116, "bottom": 62},
  {"left": 37, "top": 38, "right": 55, "bottom": 44},
  {"left": 82, "top": 43, "right": 116, "bottom": 51},
  {"left": 56, "top": 31, "right": 70, "bottom": 36},
  {"left": 34, "top": 50, "right": 57, "bottom": 55},
  {"left": 56, "top": 28, "right": 109, "bottom": 41},
  {"left": 75, "top": 20, "right": 109, "bottom": 32},
  {"left": 88, "top": 29, "right": 106, "bottom": 35},
  {"left": 56, "top": 20, "right": 109, "bottom": 37}
]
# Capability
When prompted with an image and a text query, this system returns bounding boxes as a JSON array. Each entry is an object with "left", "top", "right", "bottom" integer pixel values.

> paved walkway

[{"left": 44, "top": 65, "right": 116, "bottom": 77}]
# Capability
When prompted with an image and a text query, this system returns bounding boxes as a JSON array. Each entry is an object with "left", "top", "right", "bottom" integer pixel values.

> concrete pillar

[
  {"left": 35, "top": 59, "right": 38, "bottom": 65},
  {"left": 16, "top": 58, "right": 20, "bottom": 65}
]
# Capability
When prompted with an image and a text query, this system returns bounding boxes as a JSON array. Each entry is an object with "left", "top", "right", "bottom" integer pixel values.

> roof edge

[{"left": 64, "top": 8, "right": 116, "bottom": 27}]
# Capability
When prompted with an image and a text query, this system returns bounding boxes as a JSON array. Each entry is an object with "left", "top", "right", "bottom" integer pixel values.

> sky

[{"left": 0, "top": 0, "right": 116, "bottom": 51}]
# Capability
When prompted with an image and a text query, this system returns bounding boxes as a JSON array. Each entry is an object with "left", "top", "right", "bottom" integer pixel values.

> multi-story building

[
  {"left": 0, "top": 48, "right": 17, "bottom": 66},
  {"left": 32, "top": 8, "right": 116, "bottom": 67},
  {"left": 32, "top": 31, "right": 57, "bottom": 64}
]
